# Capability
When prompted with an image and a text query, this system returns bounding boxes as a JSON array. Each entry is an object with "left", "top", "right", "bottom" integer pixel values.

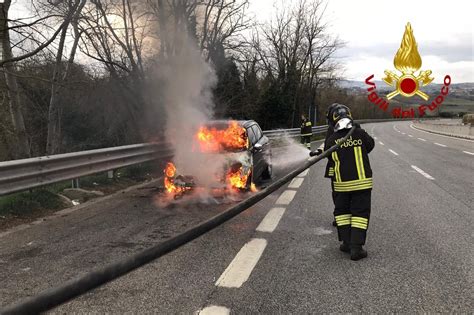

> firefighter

[
  {"left": 300, "top": 114, "right": 312, "bottom": 150},
  {"left": 324, "top": 104, "right": 375, "bottom": 261}
]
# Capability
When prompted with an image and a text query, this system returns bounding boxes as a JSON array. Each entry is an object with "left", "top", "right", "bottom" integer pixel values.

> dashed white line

[
  {"left": 417, "top": 137, "right": 426, "bottom": 141},
  {"left": 216, "top": 238, "right": 267, "bottom": 288},
  {"left": 463, "top": 151, "right": 474, "bottom": 156},
  {"left": 411, "top": 165, "right": 435, "bottom": 180},
  {"left": 298, "top": 169, "right": 309, "bottom": 177},
  {"left": 288, "top": 177, "right": 304, "bottom": 189},
  {"left": 434, "top": 143, "right": 447, "bottom": 147},
  {"left": 401, "top": 132, "right": 406, "bottom": 135},
  {"left": 275, "top": 190, "right": 296, "bottom": 205},
  {"left": 379, "top": 141, "right": 384, "bottom": 146},
  {"left": 199, "top": 306, "right": 230, "bottom": 315},
  {"left": 408, "top": 135, "right": 413, "bottom": 138},
  {"left": 374, "top": 136, "right": 378, "bottom": 140},
  {"left": 389, "top": 149, "right": 399, "bottom": 156},
  {"left": 256, "top": 208, "right": 286, "bottom": 233}
]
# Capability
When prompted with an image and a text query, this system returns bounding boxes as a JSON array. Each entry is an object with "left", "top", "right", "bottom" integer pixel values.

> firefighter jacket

[
  {"left": 301, "top": 119, "right": 312, "bottom": 136},
  {"left": 323, "top": 126, "right": 335, "bottom": 178},
  {"left": 324, "top": 127, "right": 375, "bottom": 192}
]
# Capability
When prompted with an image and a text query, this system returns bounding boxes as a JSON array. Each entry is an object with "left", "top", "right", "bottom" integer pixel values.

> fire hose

[{"left": 1, "top": 126, "right": 356, "bottom": 315}]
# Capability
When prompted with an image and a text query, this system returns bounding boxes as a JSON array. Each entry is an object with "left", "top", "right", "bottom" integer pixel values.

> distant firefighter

[{"left": 300, "top": 114, "right": 312, "bottom": 150}]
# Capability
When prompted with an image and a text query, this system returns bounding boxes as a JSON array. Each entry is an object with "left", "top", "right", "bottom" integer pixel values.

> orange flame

[
  {"left": 196, "top": 121, "right": 247, "bottom": 152},
  {"left": 226, "top": 166, "right": 250, "bottom": 190},
  {"left": 394, "top": 23, "right": 422, "bottom": 74},
  {"left": 164, "top": 162, "right": 184, "bottom": 194}
]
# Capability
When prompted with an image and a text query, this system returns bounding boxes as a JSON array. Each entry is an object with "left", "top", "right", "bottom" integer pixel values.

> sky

[
  {"left": 7, "top": 0, "right": 473, "bottom": 83},
  {"left": 249, "top": 0, "right": 474, "bottom": 83}
]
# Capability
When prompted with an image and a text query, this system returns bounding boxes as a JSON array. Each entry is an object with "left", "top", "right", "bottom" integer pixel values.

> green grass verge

[{"left": 0, "top": 189, "right": 65, "bottom": 217}]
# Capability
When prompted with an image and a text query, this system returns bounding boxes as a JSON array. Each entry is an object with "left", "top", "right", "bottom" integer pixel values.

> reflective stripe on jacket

[
  {"left": 324, "top": 127, "right": 375, "bottom": 192},
  {"left": 301, "top": 119, "right": 312, "bottom": 136}
]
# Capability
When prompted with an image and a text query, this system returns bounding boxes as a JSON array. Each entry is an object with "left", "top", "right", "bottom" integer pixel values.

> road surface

[{"left": 0, "top": 121, "right": 472, "bottom": 313}]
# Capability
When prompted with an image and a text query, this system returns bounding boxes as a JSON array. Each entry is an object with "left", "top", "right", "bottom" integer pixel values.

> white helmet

[{"left": 334, "top": 118, "right": 353, "bottom": 131}]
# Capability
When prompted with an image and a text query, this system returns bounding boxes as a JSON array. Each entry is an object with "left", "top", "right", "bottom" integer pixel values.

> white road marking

[
  {"left": 275, "top": 190, "right": 296, "bottom": 205},
  {"left": 216, "top": 238, "right": 267, "bottom": 288},
  {"left": 379, "top": 141, "right": 384, "bottom": 146},
  {"left": 408, "top": 135, "right": 413, "bottom": 138},
  {"left": 256, "top": 208, "right": 286, "bottom": 233},
  {"left": 417, "top": 137, "right": 426, "bottom": 141},
  {"left": 393, "top": 124, "right": 401, "bottom": 133},
  {"left": 401, "top": 132, "right": 406, "bottom": 135},
  {"left": 288, "top": 177, "right": 304, "bottom": 189},
  {"left": 298, "top": 169, "right": 309, "bottom": 177},
  {"left": 389, "top": 149, "right": 399, "bottom": 156},
  {"left": 463, "top": 151, "right": 474, "bottom": 155},
  {"left": 410, "top": 123, "right": 474, "bottom": 143},
  {"left": 374, "top": 136, "right": 378, "bottom": 140},
  {"left": 199, "top": 306, "right": 230, "bottom": 315},
  {"left": 434, "top": 143, "right": 447, "bottom": 147},
  {"left": 411, "top": 165, "right": 435, "bottom": 180}
]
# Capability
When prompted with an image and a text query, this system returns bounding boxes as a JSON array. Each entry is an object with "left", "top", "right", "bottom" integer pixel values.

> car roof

[{"left": 204, "top": 120, "right": 258, "bottom": 129}]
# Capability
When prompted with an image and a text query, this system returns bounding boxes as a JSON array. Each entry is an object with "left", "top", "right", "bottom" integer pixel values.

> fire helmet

[
  {"left": 326, "top": 103, "right": 340, "bottom": 127},
  {"left": 330, "top": 104, "right": 353, "bottom": 131}
]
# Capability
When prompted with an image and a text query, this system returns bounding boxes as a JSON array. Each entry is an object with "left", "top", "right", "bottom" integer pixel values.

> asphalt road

[{"left": 0, "top": 121, "right": 472, "bottom": 313}]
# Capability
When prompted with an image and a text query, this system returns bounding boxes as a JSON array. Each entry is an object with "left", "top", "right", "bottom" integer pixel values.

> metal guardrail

[
  {"left": 0, "top": 143, "right": 173, "bottom": 196},
  {"left": 263, "top": 125, "right": 328, "bottom": 139},
  {"left": 0, "top": 119, "right": 406, "bottom": 196}
]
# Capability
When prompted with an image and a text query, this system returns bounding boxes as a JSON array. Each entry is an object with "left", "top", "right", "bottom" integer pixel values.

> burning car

[{"left": 164, "top": 120, "right": 272, "bottom": 198}]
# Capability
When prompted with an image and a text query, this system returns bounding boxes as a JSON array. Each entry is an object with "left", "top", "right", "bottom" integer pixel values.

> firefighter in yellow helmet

[
  {"left": 324, "top": 104, "right": 375, "bottom": 261},
  {"left": 300, "top": 114, "right": 312, "bottom": 150}
]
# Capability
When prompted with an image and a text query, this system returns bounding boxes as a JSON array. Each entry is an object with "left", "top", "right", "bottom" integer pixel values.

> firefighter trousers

[
  {"left": 301, "top": 135, "right": 311, "bottom": 149},
  {"left": 333, "top": 189, "right": 371, "bottom": 246}
]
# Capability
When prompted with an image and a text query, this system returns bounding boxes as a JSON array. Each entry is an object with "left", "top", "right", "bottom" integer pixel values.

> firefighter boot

[
  {"left": 339, "top": 242, "right": 350, "bottom": 253},
  {"left": 350, "top": 245, "right": 367, "bottom": 261}
]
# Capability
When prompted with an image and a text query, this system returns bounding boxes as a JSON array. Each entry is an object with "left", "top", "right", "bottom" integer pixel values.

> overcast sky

[
  {"left": 8, "top": 0, "right": 473, "bottom": 83},
  {"left": 249, "top": 0, "right": 474, "bottom": 83}
]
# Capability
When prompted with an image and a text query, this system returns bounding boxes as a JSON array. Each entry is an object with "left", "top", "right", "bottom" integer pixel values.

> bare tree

[
  {"left": 0, "top": 0, "right": 30, "bottom": 158},
  {"left": 249, "top": 0, "right": 343, "bottom": 127},
  {"left": 46, "top": 0, "right": 87, "bottom": 154},
  {"left": 198, "top": 0, "right": 250, "bottom": 60},
  {"left": 77, "top": 0, "right": 155, "bottom": 140}
]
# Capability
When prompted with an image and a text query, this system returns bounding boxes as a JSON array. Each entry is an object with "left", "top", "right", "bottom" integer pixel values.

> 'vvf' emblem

[{"left": 383, "top": 23, "right": 434, "bottom": 100}]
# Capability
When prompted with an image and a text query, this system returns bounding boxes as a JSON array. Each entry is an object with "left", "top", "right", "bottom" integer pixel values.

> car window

[
  {"left": 247, "top": 127, "right": 257, "bottom": 146},
  {"left": 251, "top": 125, "right": 263, "bottom": 141}
]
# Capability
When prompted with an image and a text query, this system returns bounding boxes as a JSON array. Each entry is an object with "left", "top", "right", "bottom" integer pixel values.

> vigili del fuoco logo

[{"left": 365, "top": 22, "right": 451, "bottom": 118}]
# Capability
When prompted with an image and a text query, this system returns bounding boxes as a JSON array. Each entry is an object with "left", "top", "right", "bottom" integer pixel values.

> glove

[{"left": 309, "top": 149, "right": 323, "bottom": 157}]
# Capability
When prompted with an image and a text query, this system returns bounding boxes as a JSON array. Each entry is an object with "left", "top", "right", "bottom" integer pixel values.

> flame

[
  {"left": 394, "top": 23, "right": 422, "bottom": 74},
  {"left": 163, "top": 162, "right": 184, "bottom": 194},
  {"left": 196, "top": 121, "right": 248, "bottom": 152},
  {"left": 164, "top": 162, "right": 176, "bottom": 178},
  {"left": 226, "top": 166, "right": 250, "bottom": 190},
  {"left": 250, "top": 183, "right": 258, "bottom": 192}
]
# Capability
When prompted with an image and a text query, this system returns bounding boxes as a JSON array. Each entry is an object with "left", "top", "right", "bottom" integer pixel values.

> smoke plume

[{"left": 154, "top": 30, "right": 230, "bottom": 189}]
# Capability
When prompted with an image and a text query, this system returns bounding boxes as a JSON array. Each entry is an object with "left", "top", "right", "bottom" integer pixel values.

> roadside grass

[{"left": 0, "top": 189, "right": 66, "bottom": 218}]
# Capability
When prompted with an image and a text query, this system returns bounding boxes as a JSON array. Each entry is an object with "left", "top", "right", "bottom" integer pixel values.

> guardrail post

[
  {"left": 71, "top": 178, "right": 80, "bottom": 189},
  {"left": 107, "top": 170, "right": 114, "bottom": 179}
]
